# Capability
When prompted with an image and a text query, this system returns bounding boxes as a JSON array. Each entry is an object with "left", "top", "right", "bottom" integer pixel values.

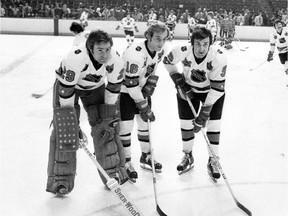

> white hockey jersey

[
  {"left": 121, "top": 17, "right": 136, "bottom": 31},
  {"left": 188, "top": 17, "right": 196, "bottom": 30},
  {"left": 121, "top": 40, "right": 166, "bottom": 102},
  {"left": 206, "top": 19, "right": 217, "bottom": 35},
  {"left": 55, "top": 44, "right": 124, "bottom": 105},
  {"left": 163, "top": 44, "right": 227, "bottom": 106},
  {"left": 270, "top": 28, "right": 288, "bottom": 53},
  {"left": 73, "top": 30, "right": 90, "bottom": 46}
]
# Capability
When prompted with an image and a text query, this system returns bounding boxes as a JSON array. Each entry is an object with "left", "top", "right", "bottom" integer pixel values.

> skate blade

[
  {"left": 128, "top": 178, "right": 136, "bottom": 183},
  {"left": 140, "top": 164, "right": 162, "bottom": 173},
  {"left": 178, "top": 164, "right": 194, "bottom": 175}
]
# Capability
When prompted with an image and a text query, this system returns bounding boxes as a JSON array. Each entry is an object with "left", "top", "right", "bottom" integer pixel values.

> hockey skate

[
  {"left": 207, "top": 157, "right": 221, "bottom": 183},
  {"left": 140, "top": 152, "right": 162, "bottom": 173},
  {"left": 177, "top": 151, "right": 194, "bottom": 175},
  {"left": 125, "top": 161, "right": 138, "bottom": 183}
]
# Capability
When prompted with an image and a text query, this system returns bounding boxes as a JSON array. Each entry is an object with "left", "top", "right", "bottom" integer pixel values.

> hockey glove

[
  {"left": 170, "top": 72, "right": 194, "bottom": 100},
  {"left": 136, "top": 100, "right": 155, "bottom": 122},
  {"left": 193, "top": 105, "right": 213, "bottom": 133},
  {"left": 142, "top": 75, "right": 159, "bottom": 98},
  {"left": 267, "top": 51, "right": 274, "bottom": 62}
]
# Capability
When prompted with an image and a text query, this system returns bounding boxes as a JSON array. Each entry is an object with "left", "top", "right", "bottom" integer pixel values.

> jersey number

[{"left": 56, "top": 66, "right": 76, "bottom": 82}]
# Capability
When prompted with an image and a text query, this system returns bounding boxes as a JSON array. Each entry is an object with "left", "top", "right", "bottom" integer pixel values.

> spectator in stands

[
  {"left": 0, "top": 5, "right": 6, "bottom": 17},
  {"left": 54, "top": 2, "right": 63, "bottom": 18},
  {"left": 254, "top": 12, "right": 263, "bottom": 26},
  {"left": 243, "top": 10, "right": 250, "bottom": 25}
]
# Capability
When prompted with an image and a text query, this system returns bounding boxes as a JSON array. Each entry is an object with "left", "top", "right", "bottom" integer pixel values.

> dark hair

[
  {"left": 69, "top": 22, "right": 84, "bottom": 34},
  {"left": 273, "top": 19, "right": 284, "bottom": 28},
  {"left": 190, "top": 26, "right": 212, "bottom": 46},
  {"left": 144, "top": 23, "right": 169, "bottom": 40},
  {"left": 85, "top": 29, "right": 113, "bottom": 51}
]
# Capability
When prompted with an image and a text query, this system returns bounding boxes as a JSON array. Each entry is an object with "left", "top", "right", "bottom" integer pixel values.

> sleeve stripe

[
  {"left": 124, "top": 75, "right": 139, "bottom": 88},
  {"left": 210, "top": 79, "right": 225, "bottom": 92},
  {"left": 106, "top": 82, "right": 122, "bottom": 93}
]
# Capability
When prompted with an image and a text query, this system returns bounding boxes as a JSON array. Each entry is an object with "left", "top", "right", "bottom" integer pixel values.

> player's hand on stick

[
  {"left": 170, "top": 72, "right": 194, "bottom": 100},
  {"left": 193, "top": 105, "right": 212, "bottom": 133},
  {"left": 267, "top": 51, "right": 274, "bottom": 62},
  {"left": 142, "top": 75, "right": 159, "bottom": 98},
  {"left": 136, "top": 100, "right": 155, "bottom": 122}
]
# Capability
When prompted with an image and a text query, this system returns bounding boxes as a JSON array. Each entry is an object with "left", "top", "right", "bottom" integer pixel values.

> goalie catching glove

[
  {"left": 193, "top": 105, "right": 213, "bottom": 133},
  {"left": 170, "top": 72, "right": 194, "bottom": 100}
]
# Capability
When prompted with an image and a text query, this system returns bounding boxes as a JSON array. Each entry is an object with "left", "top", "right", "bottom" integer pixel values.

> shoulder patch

[
  {"left": 181, "top": 46, "right": 187, "bottom": 52},
  {"left": 274, "top": 35, "right": 277, "bottom": 40},
  {"left": 74, "top": 49, "right": 81, "bottom": 54},
  {"left": 106, "top": 64, "right": 114, "bottom": 73},
  {"left": 81, "top": 64, "right": 89, "bottom": 72},
  {"left": 136, "top": 46, "right": 142, "bottom": 51},
  {"left": 217, "top": 49, "right": 223, "bottom": 54}
]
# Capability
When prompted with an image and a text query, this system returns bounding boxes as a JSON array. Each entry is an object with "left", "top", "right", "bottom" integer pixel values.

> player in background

[
  {"left": 79, "top": 8, "right": 89, "bottom": 28},
  {"left": 206, "top": 11, "right": 218, "bottom": 44},
  {"left": 115, "top": 12, "right": 139, "bottom": 48},
  {"left": 166, "top": 10, "right": 177, "bottom": 40},
  {"left": 163, "top": 26, "right": 227, "bottom": 181},
  {"left": 69, "top": 22, "right": 90, "bottom": 46},
  {"left": 187, "top": 14, "right": 197, "bottom": 41},
  {"left": 267, "top": 19, "right": 288, "bottom": 87},
  {"left": 147, "top": 9, "right": 158, "bottom": 26},
  {"left": 46, "top": 30, "right": 128, "bottom": 196},
  {"left": 119, "top": 23, "right": 169, "bottom": 182}
]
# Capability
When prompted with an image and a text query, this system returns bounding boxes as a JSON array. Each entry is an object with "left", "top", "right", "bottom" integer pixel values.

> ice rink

[{"left": 0, "top": 34, "right": 288, "bottom": 216}]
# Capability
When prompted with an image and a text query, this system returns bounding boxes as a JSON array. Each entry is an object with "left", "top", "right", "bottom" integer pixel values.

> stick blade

[
  {"left": 156, "top": 205, "right": 167, "bottom": 216},
  {"left": 236, "top": 201, "right": 252, "bottom": 216},
  {"left": 31, "top": 93, "right": 43, "bottom": 98}
]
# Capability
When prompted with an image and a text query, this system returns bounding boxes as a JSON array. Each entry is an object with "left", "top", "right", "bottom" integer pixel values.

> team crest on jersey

[
  {"left": 106, "top": 64, "right": 114, "bottom": 73},
  {"left": 279, "top": 37, "right": 286, "bottom": 43},
  {"left": 74, "top": 49, "right": 81, "bottom": 54},
  {"left": 163, "top": 52, "right": 173, "bottom": 64},
  {"left": 181, "top": 46, "right": 187, "bottom": 52},
  {"left": 81, "top": 64, "right": 89, "bottom": 72},
  {"left": 221, "top": 65, "right": 227, "bottom": 77},
  {"left": 145, "top": 63, "right": 156, "bottom": 77},
  {"left": 182, "top": 58, "right": 191, "bottom": 67},
  {"left": 136, "top": 46, "right": 142, "bottom": 51},
  {"left": 130, "top": 63, "right": 139, "bottom": 74},
  {"left": 191, "top": 69, "right": 207, "bottom": 83},
  {"left": 207, "top": 61, "right": 213, "bottom": 71},
  {"left": 83, "top": 74, "right": 103, "bottom": 83}
]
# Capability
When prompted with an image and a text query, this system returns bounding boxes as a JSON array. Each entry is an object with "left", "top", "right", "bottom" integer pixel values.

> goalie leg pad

[
  {"left": 91, "top": 104, "right": 128, "bottom": 185},
  {"left": 53, "top": 107, "right": 79, "bottom": 151},
  {"left": 46, "top": 130, "right": 77, "bottom": 194}
]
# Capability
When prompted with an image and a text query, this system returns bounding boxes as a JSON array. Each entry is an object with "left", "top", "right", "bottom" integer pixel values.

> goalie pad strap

[{"left": 53, "top": 106, "right": 79, "bottom": 152}]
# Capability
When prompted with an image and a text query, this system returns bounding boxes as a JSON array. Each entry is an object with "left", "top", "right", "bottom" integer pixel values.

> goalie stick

[
  {"left": 31, "top": 87, "right": 53, "bottom": 99},
  {"left": 148, "top": 120, "right": 168, "bottom": 216},
  {"left": 79, "top": 137, "right": 144, "bottom": 216},
  {"left": 186, "top": 97, "right": 252, "bottom": 216}
]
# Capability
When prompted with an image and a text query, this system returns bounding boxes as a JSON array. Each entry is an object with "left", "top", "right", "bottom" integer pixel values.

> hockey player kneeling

[{"left": 87, "top": 104, "right": 129, "bottom": 186}]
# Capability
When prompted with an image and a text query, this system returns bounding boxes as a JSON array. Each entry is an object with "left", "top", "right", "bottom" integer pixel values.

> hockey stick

[
  {"left": 31, "top": 87, "right": 53, "bottom": 99},
  {"left": 186, "top": 97, "right": 252, "bottom": 216},
  {"left": 234, "top": 40, "right": 246, "bottom": 52},
  {"left": 79, "top": 138, "right": 144, "bottom": 216},
  {"left": 249, "top": 61, "right": 267, "bottom": 71},
  {"left": 236, "top": 38, "right": 249, "bottom": 49},
  {"left": 148, "top": 120, "right": 168, "bottom": 216}
]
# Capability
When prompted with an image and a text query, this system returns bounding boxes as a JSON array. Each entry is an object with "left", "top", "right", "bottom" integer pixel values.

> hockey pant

[{"left": 86, "top": 104, "right": 129, "bottom": 185}]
